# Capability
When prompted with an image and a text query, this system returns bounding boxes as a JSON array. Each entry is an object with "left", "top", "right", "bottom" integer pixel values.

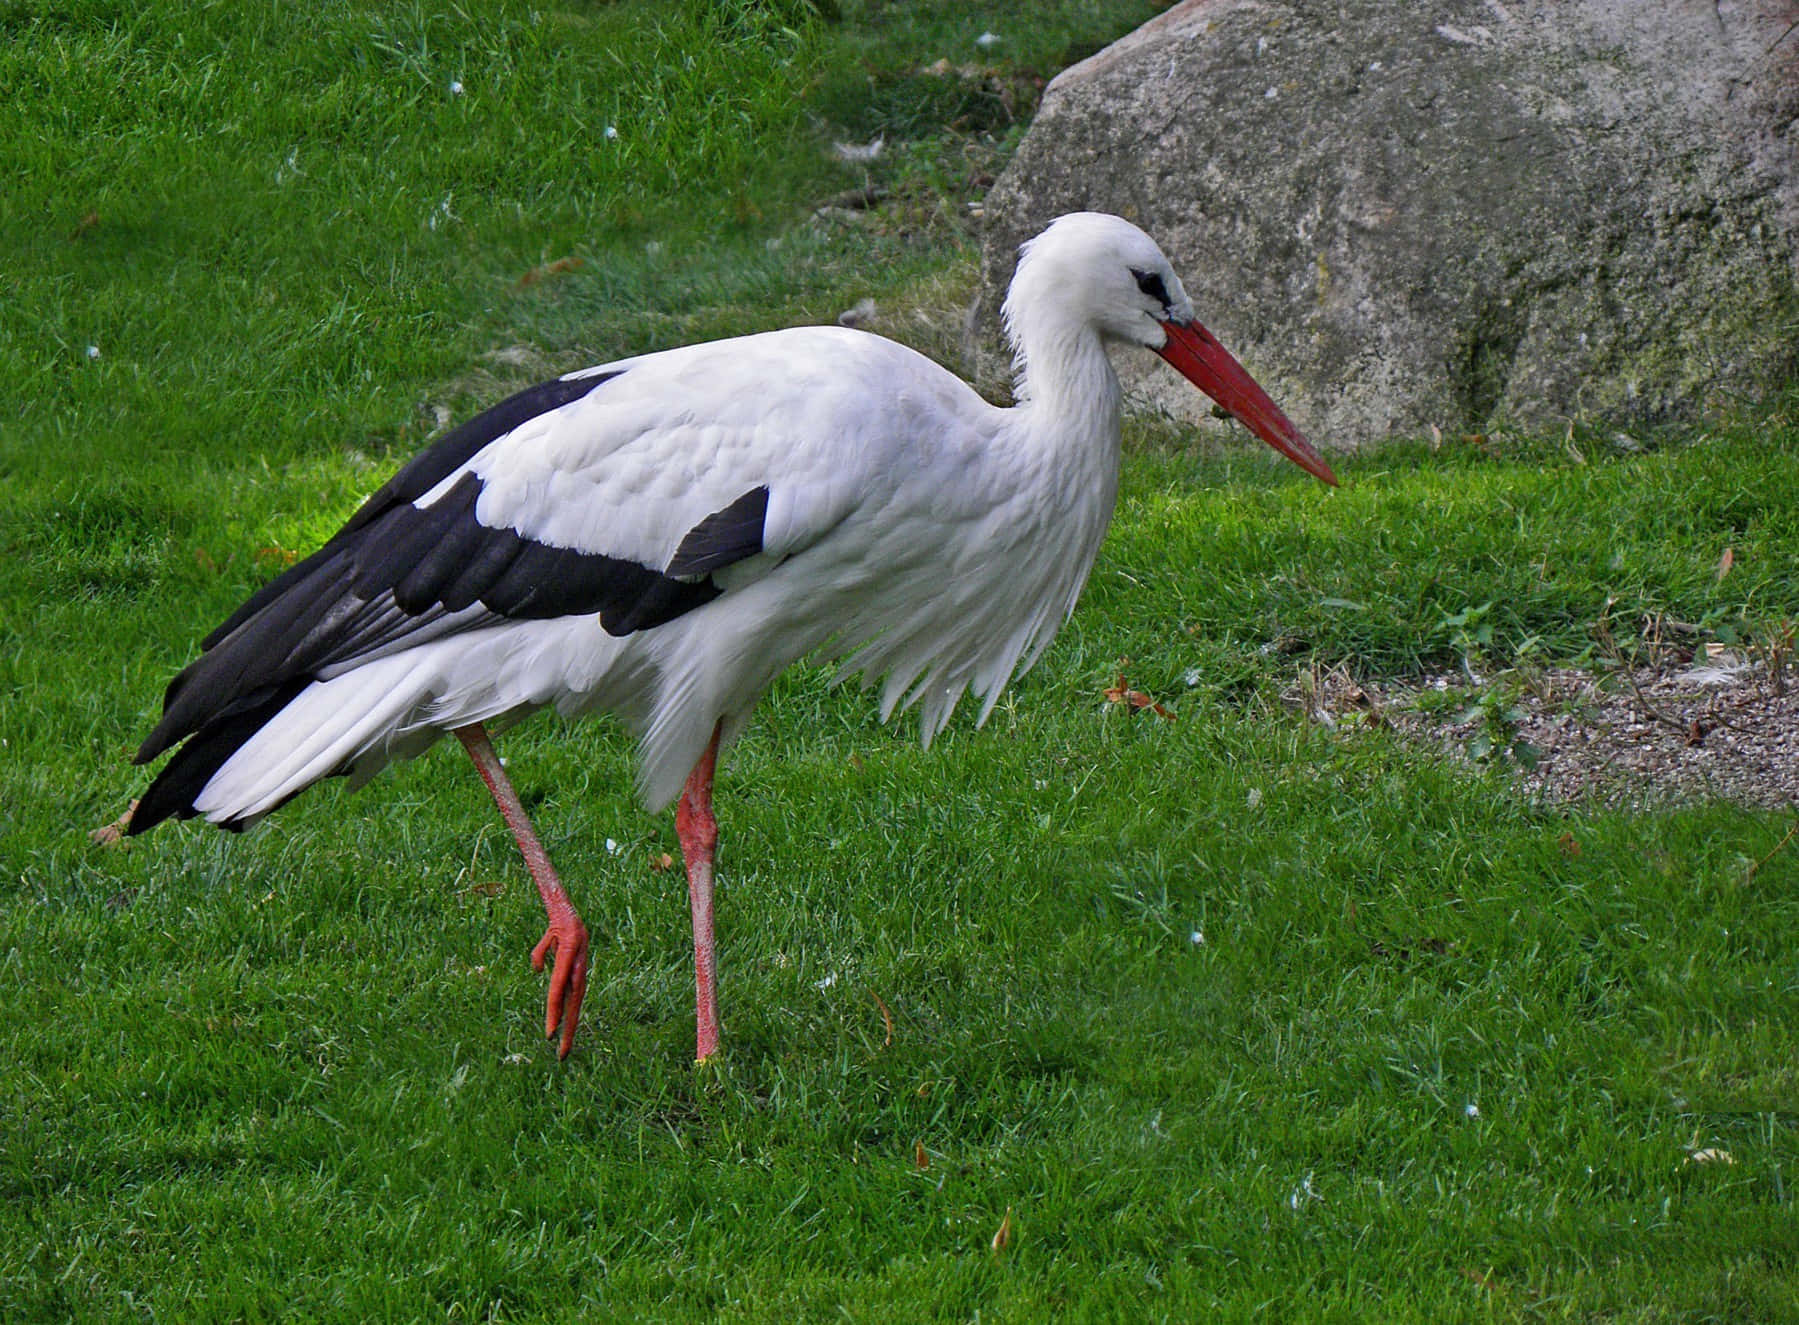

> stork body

[{"left": 130, "top": 213, "right": 1334, "bottom": 1060}]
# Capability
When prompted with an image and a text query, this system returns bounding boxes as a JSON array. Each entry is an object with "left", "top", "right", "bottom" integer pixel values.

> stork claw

[{"left": 531, "top": 918, "right": 590, "bottom": 1059}]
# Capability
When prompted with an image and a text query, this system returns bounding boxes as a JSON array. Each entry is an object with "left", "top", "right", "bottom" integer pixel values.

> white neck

[
  {"left": 992, "top": 308, "right": 1126, "bottom": 609},
  {"left": 1008, "top": 315, "right": 1125, "bottom": 451}
]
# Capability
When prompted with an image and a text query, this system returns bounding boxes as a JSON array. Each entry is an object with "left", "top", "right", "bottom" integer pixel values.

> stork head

[{"left": 1004, "top": 212, "right": 1336, "bottom": 486}]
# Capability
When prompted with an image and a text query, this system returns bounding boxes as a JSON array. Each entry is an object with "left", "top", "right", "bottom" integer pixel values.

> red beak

[{"left": 1156, "top": 319, "right": 1337, "bottom": 486}]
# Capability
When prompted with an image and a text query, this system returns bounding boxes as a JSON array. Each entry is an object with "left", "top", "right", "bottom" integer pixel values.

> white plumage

[{"left": 131, "top": 212, "right": 1335, "bottom": 1061}]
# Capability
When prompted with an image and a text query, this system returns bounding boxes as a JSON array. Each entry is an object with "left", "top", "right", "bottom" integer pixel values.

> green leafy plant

[
  {"left": 1437, "top": 600, "right": 1495, "bottom": 678},
  {"left": 1452, "top": 685, "right": 1541, "bottom": 769}
]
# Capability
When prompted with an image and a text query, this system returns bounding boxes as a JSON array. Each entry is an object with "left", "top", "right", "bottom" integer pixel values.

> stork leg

[
  {"left": 676, "top": 724, "right": 724, "bottom": 1062},
  {"left": 455, "top": 723, "right": 590, "bottom": 1060}
]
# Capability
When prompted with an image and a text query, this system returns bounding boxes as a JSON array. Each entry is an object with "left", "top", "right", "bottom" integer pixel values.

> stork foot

[{"left": 531, "top": 916, "right": 590, "bottom": 1060}]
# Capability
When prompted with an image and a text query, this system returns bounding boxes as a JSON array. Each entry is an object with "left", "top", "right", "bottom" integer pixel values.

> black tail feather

[
  {"left": 129, "top": 679, "right": 313, "bottom": 835},
  {"left": 136, "top": 555, "right": 357, "bottom": 765}
]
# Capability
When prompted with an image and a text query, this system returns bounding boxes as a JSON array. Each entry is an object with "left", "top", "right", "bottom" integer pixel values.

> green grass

[{"left": 3, "top": 1, "right": 1796, "bottom": 1319}]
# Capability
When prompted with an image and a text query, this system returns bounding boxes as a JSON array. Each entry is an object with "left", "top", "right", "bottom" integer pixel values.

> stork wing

[{"left": 137, "top": 348, "right": 852, "bottom": 765}]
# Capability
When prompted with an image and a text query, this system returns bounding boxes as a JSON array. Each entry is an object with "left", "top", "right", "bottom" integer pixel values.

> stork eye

[{"left": 1131, "top": 268, "right": 1171, "bottom": 309}]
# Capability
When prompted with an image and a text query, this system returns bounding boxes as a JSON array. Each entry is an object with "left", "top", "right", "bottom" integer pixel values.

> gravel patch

[{"left": 1287, "top": 654, "right": 1799, "bottom": 812}]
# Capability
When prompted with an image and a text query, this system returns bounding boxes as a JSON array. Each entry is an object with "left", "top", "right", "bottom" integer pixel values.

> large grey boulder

[{"left": 978, "top": 0, "right": 1799, "bottom": 448}]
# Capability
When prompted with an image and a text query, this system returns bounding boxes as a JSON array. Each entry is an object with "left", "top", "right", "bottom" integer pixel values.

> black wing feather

[
  {"left": 666, "top": 486, "right": 770, "bottom": 577},
  {"left": 138, "top": 374, "right": 776, "bottom": 784},
  {"left": 437, "top": 523, "right": 530, "bottom": 613},
  {"left": 351, "top": 373, "right": 618, "bottom": 519},
  {"left": 130, "top": 679, "right": 314, "bottom": 834},
  {"left": 202, "top": 372, "right": 622, "bottom": 649}
]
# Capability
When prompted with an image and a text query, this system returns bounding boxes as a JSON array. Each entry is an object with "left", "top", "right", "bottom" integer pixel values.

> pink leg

[
  {"left": 455, "top": 723, "right": 590, "bottom": 1059},
  {"left": 676, "top": 725, "right": 724, "bottom": 1062}
]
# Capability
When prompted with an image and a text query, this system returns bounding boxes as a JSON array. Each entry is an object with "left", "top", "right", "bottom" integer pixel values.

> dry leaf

[
  {"left": 1717, "top": 546, "right": 1734, "bottom": 581},
  {"left": 459, "top": 878, "right": 506, "bottom": 898},
  {"left": 69, "top": 210, "right": 101, "bottom": 240},
  {"left": 868, "top": 990, "right": 894, "bottom": 1047},
  {"left": 255, "top": 545, "right": 299, "bottom": 568},
  {"left": 1102, "top": 670, "right": 1175, "bottom": 722},
  {"left": 650, "top": 851, "right": 675, "bottom": 873},
  {"left": 514, "top": 256, "right": 585, "bottom": 289},
  {"left": 914, "top": 1139, "right": 929, "bottom": 1170},
  {"left": 1557, "top": 832, "right": 1581, "bottom": 858},
  {"left": 1686, "top": 1147, "right": 1734, "bottom": 1166},
  {"left": 990, "top": 1207, "right": 1014, "bottom": 1253}
]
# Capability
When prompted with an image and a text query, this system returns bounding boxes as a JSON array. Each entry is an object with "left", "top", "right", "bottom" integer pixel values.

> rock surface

[{"left": 978, "top": 0, "right": 1799, "bottom": 449}]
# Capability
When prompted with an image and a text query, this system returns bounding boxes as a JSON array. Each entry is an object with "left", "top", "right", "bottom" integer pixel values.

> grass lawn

[{"left": 3, "top": 1, "right": 1796, "bottom": 1319}]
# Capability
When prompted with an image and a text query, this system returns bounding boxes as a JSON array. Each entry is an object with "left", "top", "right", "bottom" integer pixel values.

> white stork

[{"left": 129, "top": 212, "right": 1336, "bottom": 1061}]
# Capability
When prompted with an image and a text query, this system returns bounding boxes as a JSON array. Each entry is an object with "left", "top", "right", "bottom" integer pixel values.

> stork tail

[{"left": 128, "top": 680, "right": 314, "bottom": 834}]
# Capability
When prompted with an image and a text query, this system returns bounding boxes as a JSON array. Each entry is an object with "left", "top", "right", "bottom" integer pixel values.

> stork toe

[{"left": 532, "top": 917, "right": 590, "bottom": 1058}]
